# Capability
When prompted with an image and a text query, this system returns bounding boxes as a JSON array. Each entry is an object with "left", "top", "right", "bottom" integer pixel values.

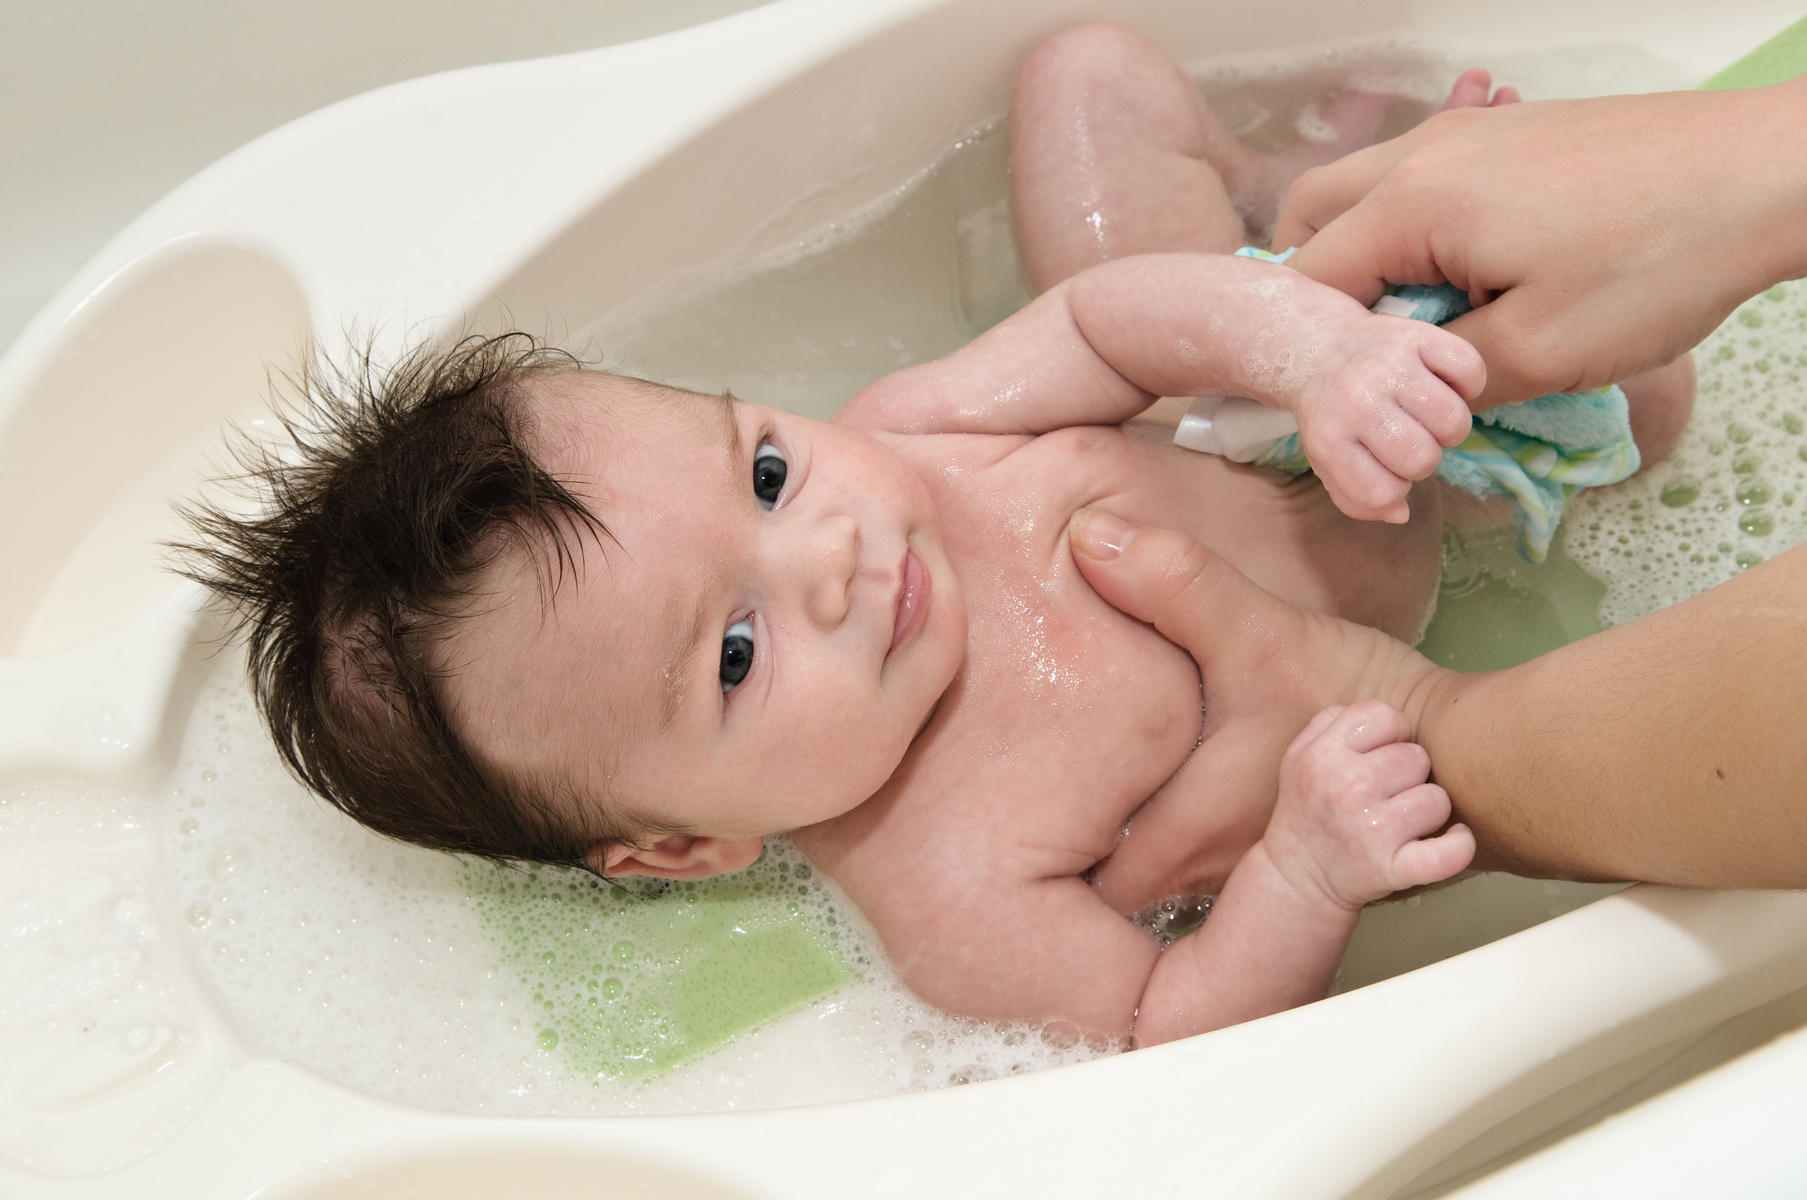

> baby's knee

[
  {"left": 1623, "top": 353, "right": 1697, "bottom": 469},
  {"left": 1016, "top": 22, "right": 1165, "bottom": 99}
]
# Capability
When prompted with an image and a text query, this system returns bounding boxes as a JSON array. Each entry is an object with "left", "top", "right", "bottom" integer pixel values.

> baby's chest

[
  {"left": 925, "top": 442, "right": 1210, "bottom": 853},
  {"left": 953, "top": 423, "right": 1250, "bottom": 537}
]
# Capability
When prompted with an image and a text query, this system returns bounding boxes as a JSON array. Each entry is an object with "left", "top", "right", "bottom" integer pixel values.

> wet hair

[{"left": 175, "top": 332, "right": 650, "bottom": 868}]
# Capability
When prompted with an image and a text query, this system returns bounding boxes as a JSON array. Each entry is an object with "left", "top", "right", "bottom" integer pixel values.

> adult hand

[
  {"left": 1073, "top": 511, "right": 1807, "bottom": 891},
  {"left": 1067, "top": 508, "right": 1453, "bottom": 908},
  {"left": 1272, "top": 80, "right": 1807, "bottom": 407}
]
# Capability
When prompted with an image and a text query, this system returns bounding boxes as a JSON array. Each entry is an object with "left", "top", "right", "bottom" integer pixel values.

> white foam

[
  {"left": 1562, "top": 285, "right": 1807, "bottom": 625},
  {"left": 158, "top": 660, "right": 1103, "bottom": 1115}
]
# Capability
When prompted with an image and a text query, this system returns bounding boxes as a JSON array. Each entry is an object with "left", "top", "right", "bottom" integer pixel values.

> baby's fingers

[
  {"left": 1380, "top": 776, "right": 1454, "bottom": 840},
  {"left": 1285, "top": 704, "right": 1347, "bottom": 756},
  {"left": 1392, "top": 817, "right": 1476, "bottom": 890},
  {"left": 1365, "top": 415, "right": 1445, "bottom": 483},
  {"left": 1319, "top": 698, "right": 1411, "bottom": 754},
  {"left": 1398, "top": 379, "right": 1474, "bottom": 449},
  {"left": 1317, "top": 442, "right": 1412, "bottom": 524},
  {"left": 1419, "top": 327, "right": 1487, "bottom": 409}
]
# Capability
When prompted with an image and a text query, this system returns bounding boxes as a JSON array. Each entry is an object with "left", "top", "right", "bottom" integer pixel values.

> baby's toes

[{"left": 1435, "top": 68, "right": 1494, "bottom": 114}]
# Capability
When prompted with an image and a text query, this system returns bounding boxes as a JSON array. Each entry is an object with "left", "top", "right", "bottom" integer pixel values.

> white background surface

[{"left": 0, "top": 0, "right": 772, "bottom": 357}]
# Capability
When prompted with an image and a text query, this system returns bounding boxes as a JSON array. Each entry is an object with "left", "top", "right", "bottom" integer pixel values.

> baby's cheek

[{"left": 814, "top": 702, "right": 912, "bottom": 791}]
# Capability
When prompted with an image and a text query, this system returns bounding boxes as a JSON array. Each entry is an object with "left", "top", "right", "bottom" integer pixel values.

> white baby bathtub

[{"left": 5, "top": 0, "right": 1807, "bottom": 1195}]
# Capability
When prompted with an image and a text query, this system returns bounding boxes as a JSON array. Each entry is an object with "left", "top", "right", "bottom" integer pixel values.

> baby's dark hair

[{"left": 177, "top": 332, "right": 629, "bottom": 868}]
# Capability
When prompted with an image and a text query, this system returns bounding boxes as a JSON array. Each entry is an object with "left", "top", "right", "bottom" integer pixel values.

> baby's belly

[{"left": 1047, "top": 422, "right": 1447, "bottom": 641}]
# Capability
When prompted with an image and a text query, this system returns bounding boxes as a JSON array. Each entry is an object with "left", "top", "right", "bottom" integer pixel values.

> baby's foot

[
  {"left": 1623, "top": 354, "right": 1698, "bottom": 469},
  {"left": 1239, "top": 72, "right": 1515, "bottom": 241},
  {"left": 1242, "top": 69, "right": 1515, "bottom": 243},
  {"left": 1233, "top": 88, "right": 1398, "bottom": 240},
  {"left": 1435, "top": 67, "right": 1520, "bottom": 113}
]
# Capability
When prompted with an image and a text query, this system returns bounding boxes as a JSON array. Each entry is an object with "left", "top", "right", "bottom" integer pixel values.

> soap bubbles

[{"left": 1563, "top": 283, "right": 1807, "bottom": 626}]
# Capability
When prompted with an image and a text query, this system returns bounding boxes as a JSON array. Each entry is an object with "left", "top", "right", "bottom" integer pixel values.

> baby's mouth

[{"left": 889, "top": 548, "right": 930, "bottom": 657}]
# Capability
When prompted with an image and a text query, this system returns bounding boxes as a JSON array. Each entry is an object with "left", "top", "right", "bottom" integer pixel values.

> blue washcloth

[{"left": 1235, "top": 248, "right": 1639, "bottom": 562}]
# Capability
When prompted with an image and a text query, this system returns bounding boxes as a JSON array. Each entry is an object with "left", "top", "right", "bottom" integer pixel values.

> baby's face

[{"left": 447, "top": 375, "right": 966, "bottom": 861}]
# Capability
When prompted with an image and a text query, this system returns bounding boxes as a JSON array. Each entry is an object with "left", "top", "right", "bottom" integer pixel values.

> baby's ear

[{"left": 587, "top": 834, "right": 764, "bottom": 881}]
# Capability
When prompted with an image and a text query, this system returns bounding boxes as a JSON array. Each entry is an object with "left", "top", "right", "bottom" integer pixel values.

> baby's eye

[
  {"left": 720, "top": 619, "right": 755, "bottom": 693},
  {"left": 753, "top": 443, "right": 788, "bottom": 510}
]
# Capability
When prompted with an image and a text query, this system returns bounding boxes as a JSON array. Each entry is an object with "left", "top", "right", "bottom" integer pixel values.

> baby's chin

[
  {"left": 910, "top": 687, "right": 949, "bottom": 745},
  {"left": 807, "top": 714, "right": 942, "bottom": 828}
]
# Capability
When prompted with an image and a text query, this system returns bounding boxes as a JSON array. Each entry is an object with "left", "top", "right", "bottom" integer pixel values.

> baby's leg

[
  {"left": 1623, "top": 355, "right": 1697, "bottom": 469},
  {"left": 1010, "top": 23, "right": 1252, "bottom": 291},
  {"left": 1010, "top": 25, "right": 1516, "bottom": 290}
]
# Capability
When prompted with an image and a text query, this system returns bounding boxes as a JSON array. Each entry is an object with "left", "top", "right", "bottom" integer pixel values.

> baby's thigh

[{"left": 1010, "top": 23, "right": 1246, "bottom": 287}]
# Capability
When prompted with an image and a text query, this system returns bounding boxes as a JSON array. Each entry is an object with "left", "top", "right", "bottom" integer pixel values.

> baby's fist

[
  {"left": 1291, "top": 319, "right": 1482, "bottom": 523},
  {"left": 1265, "top": 700, "right": 1475, "bottom": 911}
]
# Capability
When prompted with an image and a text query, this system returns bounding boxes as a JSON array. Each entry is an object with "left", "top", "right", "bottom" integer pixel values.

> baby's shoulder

[{"left": 805, "top": 760, "right": 1105, "bottom": 948}]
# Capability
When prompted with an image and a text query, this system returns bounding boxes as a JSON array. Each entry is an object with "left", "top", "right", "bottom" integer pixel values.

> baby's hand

[
  {"left": 1261, "top": 700, "right": 1475, "bottom": 912},
  {"left": 1287, "top": 317, "right": 1482, "bottom": 523}
]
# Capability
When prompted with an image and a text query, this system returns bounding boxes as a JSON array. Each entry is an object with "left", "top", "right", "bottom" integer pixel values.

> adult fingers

[
  {"left": 1068, "top": 509, "right": 1308, "bottom": 676},
  {"left": 1282, "top": 195, "right": 1455, "bottom": 309},
  {"left": 1437, "top": 294, "right": 1584, "bottom": 409},
  {"left": 1270, "top": 137, "right": 1414, "bottom": 262}
]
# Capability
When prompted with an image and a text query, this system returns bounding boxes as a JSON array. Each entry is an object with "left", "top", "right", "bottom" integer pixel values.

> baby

[
  {"left": 1006, "top": 23, "right": 1694, "bottom": 917},
  {"left": 185, "top": 28, "right": 1681, "bottom": 1046}
]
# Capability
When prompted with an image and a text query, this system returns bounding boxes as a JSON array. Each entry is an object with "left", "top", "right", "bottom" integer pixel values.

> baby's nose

[{"left": 801, "top": 514, "right": 859, "bottom": 627}]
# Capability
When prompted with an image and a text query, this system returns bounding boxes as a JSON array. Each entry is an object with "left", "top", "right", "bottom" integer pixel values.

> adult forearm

[
  {"left": 1421, "top": 543, "right": 1807, "bottom": 887},
  {"left": 1715, "top": 75, "right": 1807, "bottom": 308}
]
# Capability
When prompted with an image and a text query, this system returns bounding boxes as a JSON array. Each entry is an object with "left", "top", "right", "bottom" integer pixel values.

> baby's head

[{"left": 183, "top": 335, "right": 965, "bottom": 881}]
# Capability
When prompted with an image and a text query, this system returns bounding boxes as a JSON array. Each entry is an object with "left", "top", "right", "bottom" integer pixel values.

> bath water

[
  {"left": 149, "top": 37, "right": 1792, "bottom": 1118},
  {"left": 159, "top": 663, "right": 1105, "bottom": 1114}
]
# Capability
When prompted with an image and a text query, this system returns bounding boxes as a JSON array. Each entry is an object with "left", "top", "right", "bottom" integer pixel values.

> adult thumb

[{"left": 1068, "top": 509, "right": 1304, "bottom": 673}]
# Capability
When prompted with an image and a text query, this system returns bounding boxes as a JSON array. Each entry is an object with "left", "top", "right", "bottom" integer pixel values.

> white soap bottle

[{"left": 1172, "top": 395, "right": 1299, "bottom": 463}]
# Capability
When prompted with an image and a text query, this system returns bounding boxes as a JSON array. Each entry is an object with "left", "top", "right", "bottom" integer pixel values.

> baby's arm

[
  {"left": 841, "top": 252, "right": 1481, "bottom": 522},
  {"left": 891, "top": 700, "right": 1471, "bottom": 1044},
  {"left": 1134, "top": 700, "right": 1474, "bottom": 1045}
]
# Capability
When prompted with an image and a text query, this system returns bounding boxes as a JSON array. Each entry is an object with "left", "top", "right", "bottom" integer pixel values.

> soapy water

[
  {"left": 0, "top": 783, "right": 242, "bottom": 1173},
  {"left": 1563, "top": 284, "right": 1807, "bottom": 626},
  {"left": 585, "top": 37, "right": 1691, "bottom": 408},
  {"left": 1413, "top": 285, "right": 1807, "bottom": 672},
  {"left": 132, "top": 37, "right": 1794, "bottom": 1120},
  {"left": 158, "top": 663, "right": 1107, "bottom": 1114}
]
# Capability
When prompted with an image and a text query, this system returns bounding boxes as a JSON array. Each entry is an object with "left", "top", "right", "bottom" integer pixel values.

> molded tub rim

[{"left": 4, "top": 0, "right": 1807, "bottom": 1196}]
